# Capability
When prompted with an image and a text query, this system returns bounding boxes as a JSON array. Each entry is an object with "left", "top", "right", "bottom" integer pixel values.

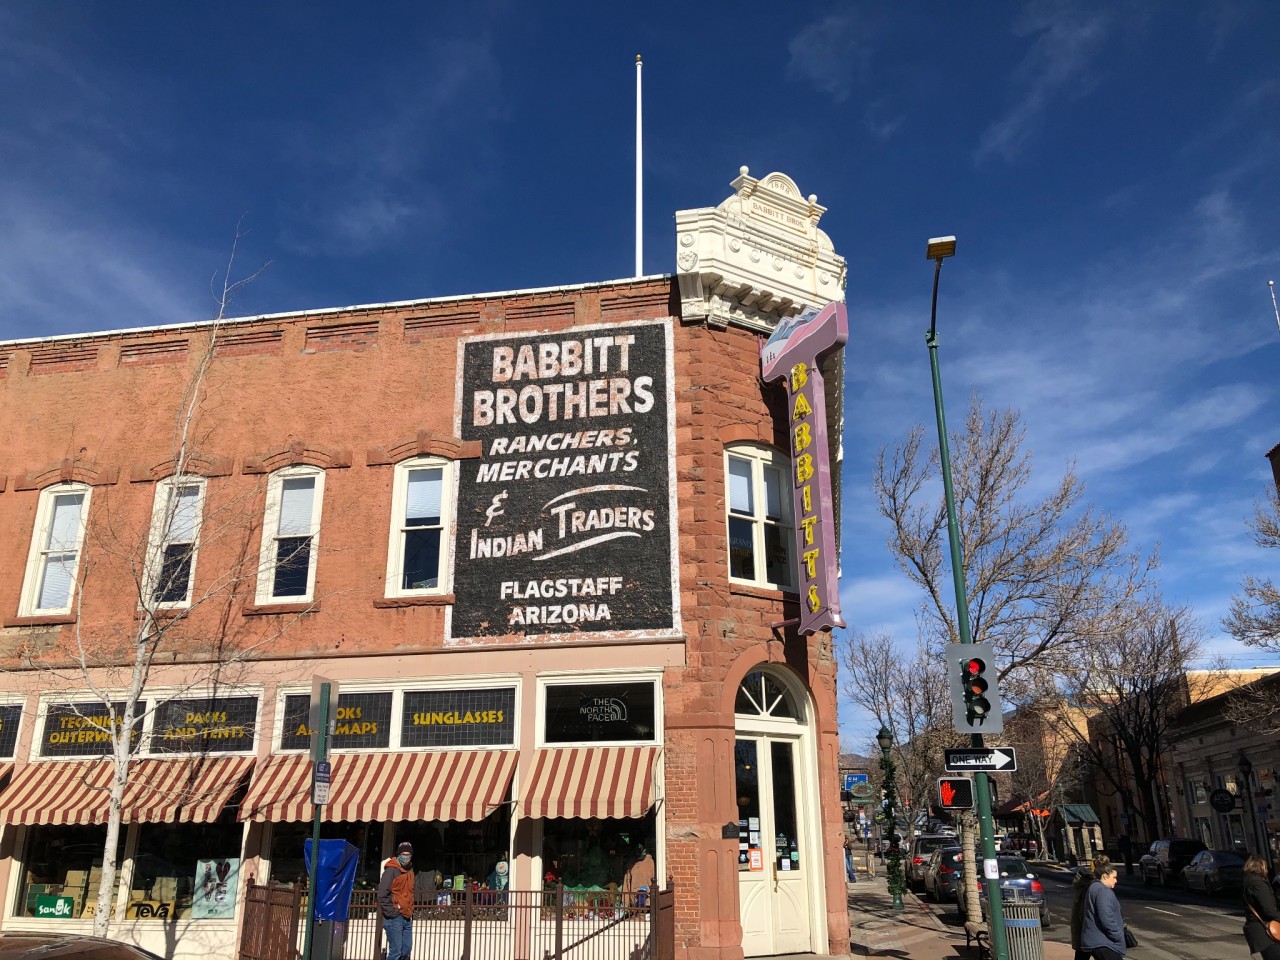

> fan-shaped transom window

[{"left": 735, "top": 671, "right": 799, "bottom": 719}]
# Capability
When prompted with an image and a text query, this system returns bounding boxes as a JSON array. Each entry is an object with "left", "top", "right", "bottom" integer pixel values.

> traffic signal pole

[{"left": 926, "top": 245, "right": 1010, "bottom": 960}]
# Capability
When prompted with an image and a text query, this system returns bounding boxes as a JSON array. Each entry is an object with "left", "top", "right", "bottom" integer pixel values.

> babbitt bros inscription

[{"left": 450, "top": 320, "right": 678, "bottom": 641}]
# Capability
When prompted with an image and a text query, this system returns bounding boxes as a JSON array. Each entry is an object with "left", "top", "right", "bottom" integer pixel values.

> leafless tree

[
  {"left": 874, "top": 397, "right": 1154, "bottom": 700},
  {"left": 842, "top": 631, "right": 959, "bottom": 831},
  {"left": 20, "top": 234, "right": 303, "bottom": 937},
  {"left": 1224, "top": 484, "right": 1280, "bottom": 651},
  {"left": 1053, "top": 600, "right": 1208, "bottom": 845}
]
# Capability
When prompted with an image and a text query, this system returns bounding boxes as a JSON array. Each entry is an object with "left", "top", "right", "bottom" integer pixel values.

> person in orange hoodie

[{"left": 377, "top": 841, "right": 415, "bottom": 960}]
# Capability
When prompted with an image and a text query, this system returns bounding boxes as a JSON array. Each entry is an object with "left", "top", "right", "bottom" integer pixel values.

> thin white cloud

[
  {"left": 785, "top": 10, "right": 871, "bottom": 104},
  {"left": 974, "top": 3, "right": 1112, "bottom": 163}
]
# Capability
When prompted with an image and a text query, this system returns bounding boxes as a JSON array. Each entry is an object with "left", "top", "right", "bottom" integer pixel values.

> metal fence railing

[{"left": 297, "top": 885, "right": 673, "bottom": 960}]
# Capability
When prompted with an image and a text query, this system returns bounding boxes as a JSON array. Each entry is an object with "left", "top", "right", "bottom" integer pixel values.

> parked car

[
  {"left": 1140, "top": 838, "right": 1207, "bottom": 886},
  {"left": 1181, "top": 849, "right": 1244, "bottom": 894},
  {"left": 1000, "top": 832, "right": 1040, "bottom": 858},
  {"left": 0, "top": 933, "right": 163, "bottom": 960},
  {"left": 922, "top": 845, "right": 964, "bottom": 902},
  {"left": 907, "top": 834, "right": 957, "bottom": 892},
  {"left": 977, "top": 856, "right": 1052, "bottom": 928}
]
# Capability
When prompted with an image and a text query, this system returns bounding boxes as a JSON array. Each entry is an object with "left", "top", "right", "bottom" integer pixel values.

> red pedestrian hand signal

[{"left": 937, "top": 776, "right": 974, "bottom": 809}]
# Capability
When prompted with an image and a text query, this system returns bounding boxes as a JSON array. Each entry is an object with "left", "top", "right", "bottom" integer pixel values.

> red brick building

[{"left": 0, "top": 169, "right": 848, "bottom": 960}]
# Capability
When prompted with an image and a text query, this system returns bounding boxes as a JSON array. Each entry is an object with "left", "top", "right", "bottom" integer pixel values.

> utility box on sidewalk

[{"left": 1002, "top": 901, "right": 1044, "bottom": 960}]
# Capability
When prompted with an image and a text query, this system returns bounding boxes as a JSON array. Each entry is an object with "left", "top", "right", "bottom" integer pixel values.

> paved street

[{"left": 913, "top": 861, "right": 1252, "bottom": 960}]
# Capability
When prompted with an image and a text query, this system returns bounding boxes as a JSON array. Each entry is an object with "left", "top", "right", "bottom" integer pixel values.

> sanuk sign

[
  {"left": 35, "top": 896, "right": 75, "bottom": 919},
  {"left": 761, "top": 302, "right": 848, "bottom": 635}
]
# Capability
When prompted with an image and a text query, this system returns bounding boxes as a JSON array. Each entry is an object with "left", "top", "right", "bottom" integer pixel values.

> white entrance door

[{"left": 735, "top": 733, "right": 812, "bottom": 955}]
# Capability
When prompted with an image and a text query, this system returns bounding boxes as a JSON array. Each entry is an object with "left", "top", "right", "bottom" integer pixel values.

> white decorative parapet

[{"left": 675, "top": 167, "right": 846, "bottom": 332}]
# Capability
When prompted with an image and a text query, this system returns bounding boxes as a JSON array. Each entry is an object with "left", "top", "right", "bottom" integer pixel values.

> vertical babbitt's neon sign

[{"left": 760, "top": 302, "right": 848, "bottom": 635}]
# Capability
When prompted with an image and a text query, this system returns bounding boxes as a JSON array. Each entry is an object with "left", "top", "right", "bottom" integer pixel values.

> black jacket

[
  {"left": 1069, "top": 869, "right": 1094, "bottom": 951},
  {"left": 1244, "top": 873, "right": 1280, "bottom": 954}
]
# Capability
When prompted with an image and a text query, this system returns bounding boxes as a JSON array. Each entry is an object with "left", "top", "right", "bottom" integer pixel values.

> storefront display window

[
  {"left": 544, "top": 682, "right": 655, "bottom": 744},
  {"left": 540, "top": 814, "right": 656, "bottom": 891},
  {"left": 390, "top": 808, "right": 512, "bottom": 895},
  {"left": 0, "top": 703, "right": 22, "bottom": 757},
  {"left": 269, "top": 821, "right": 384, "bottom": 890},
  {"left": 16, "top": 825, "right": 124, "bottom": 919},
  {"left": 127, "top": 810, "right": 242, "bottom": 919}
]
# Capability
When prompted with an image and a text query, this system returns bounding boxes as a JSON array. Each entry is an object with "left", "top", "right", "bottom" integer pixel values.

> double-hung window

[
  {"left": 725, "top": 446, "right": 793, "bottom": 590},
  {"left": 257, "top": 468, "right": 324, "bottom": 603},
  {"left": 145, "top": 477, "right": 205, "bottom": 607},
  {"left": 385, "top": 457, "right": 452, "bottom": 596},
  {"left": 20, "top": 484, "right": 91, "bottom": 616}
]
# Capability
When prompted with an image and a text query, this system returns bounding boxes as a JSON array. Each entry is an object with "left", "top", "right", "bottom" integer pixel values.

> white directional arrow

[
  {"left": 943, "top": 747, "right": 1019, "bottom": 772},
  {"left": 990, "top": 749, "right": 1013, "bottom": 769}
]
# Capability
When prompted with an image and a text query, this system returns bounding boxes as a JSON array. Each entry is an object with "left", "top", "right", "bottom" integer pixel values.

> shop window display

[
  {"left": 128, "top": 811, "right": 242, "bottom": 920},
  {"left": 269, "top": 821, "right": 384, "bottom": 890},
  {"left": 17, "top": 825, "right": 125, "bottom": 919},
  {"left": 540, "top": 814, "right": 657, "bottom": 904},
  {"left": 392, "top": 807, "right": 513, "bottom": 897}
]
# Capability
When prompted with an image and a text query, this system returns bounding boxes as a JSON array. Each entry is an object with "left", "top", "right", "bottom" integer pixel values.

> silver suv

[{"left": 908, "top": 834, "right": 956, "bottom": 892}]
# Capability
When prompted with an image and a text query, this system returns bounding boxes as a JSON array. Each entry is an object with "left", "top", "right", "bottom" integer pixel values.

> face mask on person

[{"left": 398, "top": 854, "right": 411, "bottom": 867}]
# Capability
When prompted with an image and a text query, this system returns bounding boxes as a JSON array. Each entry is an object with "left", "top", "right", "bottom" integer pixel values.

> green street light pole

[
  {"left": 876, "top": 725, "right": 905, "bottom": 910},
  {"left": 925, "top": 236, "right": 1009, "bottom": 960}
]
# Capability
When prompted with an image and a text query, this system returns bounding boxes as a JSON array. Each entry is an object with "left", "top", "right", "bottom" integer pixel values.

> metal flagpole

[{"left": 635, "top": 54, "right": 643, "bottom": 278}]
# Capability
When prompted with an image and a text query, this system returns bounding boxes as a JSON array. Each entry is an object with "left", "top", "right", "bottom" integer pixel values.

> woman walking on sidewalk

[
  {"left": 1080, "top": 864, "right": 1127, "bottom": 960},
  {"left": 1242, "top": 854, "right": 1280, "bottom": 960}
]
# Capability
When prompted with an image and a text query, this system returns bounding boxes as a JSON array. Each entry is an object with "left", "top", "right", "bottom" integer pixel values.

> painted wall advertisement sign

[
  {"left": 760, "top": 302, "right": 848, "bottom": 635},
  {"left": 451, "top": 319, "right": 679, "bottom": 641}
]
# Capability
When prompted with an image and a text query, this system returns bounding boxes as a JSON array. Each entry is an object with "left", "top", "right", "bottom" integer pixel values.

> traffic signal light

[
  {"left": 948, "top": 642, "right": 1004, "bottom": 733},
  {"left": 938, "top": 777, "right": 974, "bottom": 809}
]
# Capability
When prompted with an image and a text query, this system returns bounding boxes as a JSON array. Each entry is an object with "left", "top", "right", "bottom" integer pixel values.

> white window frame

[
  {"left": 142, "top": 476, "right": 206, "bottom": 609},
  {"left": 724, "top": 445, "right": 794, "bottom": 591},
  {"left": 384, "top": 456, "right": 453, "bottom": 598},
  {"left": 18, "top": 483, "right": 91, "bottom": 617},
  {"left": 255, "top": 466, "right": 324, "bottom": 604}
]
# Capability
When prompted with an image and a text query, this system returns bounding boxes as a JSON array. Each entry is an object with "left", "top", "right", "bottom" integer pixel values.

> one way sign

[{"left": 943, "top": 747, "right": 1017, "bottom": 772}]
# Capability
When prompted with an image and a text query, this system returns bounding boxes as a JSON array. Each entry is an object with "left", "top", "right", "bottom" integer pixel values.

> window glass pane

[
  {"left": 771, "top": 741, "right": 800, "bottom": 873},
  {"left": 277, "top": 478, "right": 315, "bottom": 536},
  {"left": 764, "top": 523, "right": 792, "bottom": 587},
  {"left": 728, "top": 517, "right": 756, "bottom": 580},
  {"left": 402, "top": 528, "right": 441, "bottom": 590},
  {"left": 269, "top": 821, "right": 384, "bottom": 889},
  {"left": 734, "top": 674, "right": 763, "bottom": 715},
  {"left": 17, "top": 824, "right": 124, "bottom": 919},
  {"left": 395, "top": 806, "right": 514, "bottom": 894},
  {"left": 273, "top": 537, "right": 311, "bottom": 597},
  {"left": 544, "top": 682, "right": 656, "bottom": 743},
  {"left": 46, "top": 493, "right": 85, "bottom": 551},
  {"left": 728, "top": 458, "right": 754, "bottom": 515},
  {"left": 129, "top": 814, "right": 242, "bottom": 920},
  {"left": 38, "top": 554, "right": 77, "bottom": 610},
  {"left": 154, "top": 544, "right": 193, "bottom": 604},
  {"left": 734, "top": 740, "right": 761, "bottom": 872},
  {"left": 405, "top": 469, "right": 443, "bottom": 525},
  {"left": 168, "top": 485, "right": 201, "bottom": 543},
  {"left": 761, "top": 674, "right": 796, "bottom": 718},
  {"left": 762, "top": 467, "right": 785, "bottom": 521}
]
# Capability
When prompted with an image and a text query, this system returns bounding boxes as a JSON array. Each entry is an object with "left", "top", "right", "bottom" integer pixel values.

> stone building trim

[
  {"left": 13, "top": 460, "right": 119, "bottom": 491},
  {"left": 129, "top": 454, "right": 234, "bottom": 483},
  {"left": 242, "top": 440, "right": 352, "bottom": 474},
  {"left": 366, "top": 431, "right": 482, "bottom": 466}
]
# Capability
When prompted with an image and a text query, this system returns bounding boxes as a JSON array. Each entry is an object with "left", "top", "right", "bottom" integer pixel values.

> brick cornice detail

[
  {"left": 242, "top": 440, "right": 352, "bottom": 474},
  {"left": 129, "top": 454, "right": 234, "bottom": 483},
  {"left": 367, "top": 431, "right": 482, "bottom": 466},
  {"left": 14, "top": 460, "right": 119, "bottom": 491}
]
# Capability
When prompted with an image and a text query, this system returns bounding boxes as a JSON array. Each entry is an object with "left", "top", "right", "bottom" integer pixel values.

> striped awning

[
  {"left": 0, "top": 755, "right": 255, "bottom": 826},
  {"left": 240, "top": 751, "right": 518, "bottom": 823},
  {"left": 520, "top": 746, "right": 661, "bottom": 820}
]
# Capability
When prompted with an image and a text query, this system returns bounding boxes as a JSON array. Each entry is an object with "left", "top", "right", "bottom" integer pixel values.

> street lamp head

[
  {"left": 876, "top": 725, "right": 893, "bottom": 752},
  {"left": 926, "top": 236, "right": 957, "bottom": 261}
]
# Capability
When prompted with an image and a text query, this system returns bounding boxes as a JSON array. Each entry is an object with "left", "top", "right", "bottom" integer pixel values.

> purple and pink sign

[{"left": 760, "top": 302, "right": 848, "bottom": 635}]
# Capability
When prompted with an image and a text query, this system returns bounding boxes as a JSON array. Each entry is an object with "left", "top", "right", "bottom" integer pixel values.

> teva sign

[{"left": 760, "top": 302, "right": 848, "bottom": 635}]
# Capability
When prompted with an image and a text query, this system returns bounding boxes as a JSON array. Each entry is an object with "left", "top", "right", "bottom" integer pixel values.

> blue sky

[{"left": 3, "top": 3, "right": 1278, "bottom": 745}]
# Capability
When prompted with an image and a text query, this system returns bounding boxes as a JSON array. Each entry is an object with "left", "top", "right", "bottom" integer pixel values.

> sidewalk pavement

[{"left": 846, "top": 874, "right": 1076, "bottom": 959}]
